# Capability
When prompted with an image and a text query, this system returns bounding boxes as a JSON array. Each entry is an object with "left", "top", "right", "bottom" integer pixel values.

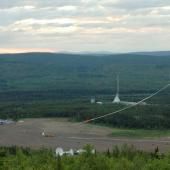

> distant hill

[
  {"left": 0, "top": 52, "right": 170, "bottom": 128},
  {"left": 60, "top": 50, "right": 170, "bottom": 56},
  {"left": 131, "top": 51, "right": 170, "bottom": 56},
  {"left": 0, "top": 52, "right": 170, "bottom": 95}
]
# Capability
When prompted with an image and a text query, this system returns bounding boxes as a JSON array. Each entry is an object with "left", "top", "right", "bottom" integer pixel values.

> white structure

[
  {"left": 90, "top": 97, "right": 96, "bottom": 104},
  {"left": 113, "top": 75, "right": 120, "bottom": 103},
  {"left": 65, "top": 149, "right": 74, "bottom": 156},
  {"left": 18, "top": 120, "right": 24, "bottom": 123},
  {"left": 56, "top": 147, "right": 74, "bottom": 156},
  {"left": 55, "top": 147, "right": 96, "bottom": 157},
  {"left": 56, "top": 147, "right": 64, "bottom": 156},
  {"left": 112, "top": 75, "right": 147, "bottom": 106},
  {"left": 0, "top": 119, "right": 14, "bottom": 125},
  {"left": 76, "top": 149, "right": 95, "bottom": 154},
  {"left": 96, "top": 101, "right": 103, "bottom": 105},
  {"left": 41, "top": 129, "right": 45, "bottom": 136}
]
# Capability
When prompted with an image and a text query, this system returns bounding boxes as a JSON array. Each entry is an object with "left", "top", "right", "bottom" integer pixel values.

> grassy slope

[{"left": 111, "top": 129, "right": 170, "bottom": 138}]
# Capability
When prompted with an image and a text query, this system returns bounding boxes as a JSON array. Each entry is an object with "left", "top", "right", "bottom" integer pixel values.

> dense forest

[
  {"left": 0, "top": 52, "right": 170, "bottom": 129},
  {"left": 0, "top": 145, "right": 169, "bottom": 170}
]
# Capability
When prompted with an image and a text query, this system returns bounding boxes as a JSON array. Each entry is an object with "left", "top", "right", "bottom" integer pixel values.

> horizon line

[{"left": 0, "top": 50, "right": 170, "bottom": 55}]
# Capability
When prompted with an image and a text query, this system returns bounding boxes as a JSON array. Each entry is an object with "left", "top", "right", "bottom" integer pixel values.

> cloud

[
  {"left": 57, "top": 5, "right": 77, "bottom": 11},
  {"left": 0, "top": 48, "right": 54, "bottom": 54},
  {"left": 0, "top": 0, "right": 81, "bottom": 8},
  {"left": 0, "top": 0, "right": 170, "bottom": 52},
  {"left": 102, "top": 0, "right": 170, "bottom": 10}
]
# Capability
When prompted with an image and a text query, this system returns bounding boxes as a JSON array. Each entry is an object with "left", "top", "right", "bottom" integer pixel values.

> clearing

[{"left": 0, "top": 118, "right": 170, "bottom": 152}]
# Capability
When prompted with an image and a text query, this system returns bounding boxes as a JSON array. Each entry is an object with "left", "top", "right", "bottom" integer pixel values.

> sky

[{"left": 0, "top": 0, "right": 170, "bottom": 53}]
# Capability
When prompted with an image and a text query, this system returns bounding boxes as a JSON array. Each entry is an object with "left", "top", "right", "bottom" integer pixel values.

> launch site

[{"left": 0, "top": 0, "right": 170, "bottom": 169}]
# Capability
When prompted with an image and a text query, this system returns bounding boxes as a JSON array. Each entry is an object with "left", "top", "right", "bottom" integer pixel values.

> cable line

[{"left": 79, "top": 83, "right": 170, "bottom": 124}]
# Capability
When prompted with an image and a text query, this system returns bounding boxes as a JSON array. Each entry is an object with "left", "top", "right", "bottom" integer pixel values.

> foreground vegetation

[
  {"left": 0, "top": 145, "right": 169, "bottom": 170},
  {"left": 0, "top": 53, "right": 170, "bottom": 129}
]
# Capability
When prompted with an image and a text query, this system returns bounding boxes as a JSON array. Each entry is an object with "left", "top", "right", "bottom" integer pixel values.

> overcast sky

[{"left": 0, "top": 0, "right": 170, "bottom": 53}]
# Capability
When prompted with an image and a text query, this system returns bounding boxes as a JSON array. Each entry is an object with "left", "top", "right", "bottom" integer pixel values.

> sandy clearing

[{"left": 0, "top": 118, "right": 170, "bottom": 152}]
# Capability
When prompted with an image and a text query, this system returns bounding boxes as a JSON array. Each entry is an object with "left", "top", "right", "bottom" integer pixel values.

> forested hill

[
  {"left": 0, "top": 52, "right": 170, "bottom": 96},
  {"left": 1, "top": 52, "right": 170, "bottom": 128}
]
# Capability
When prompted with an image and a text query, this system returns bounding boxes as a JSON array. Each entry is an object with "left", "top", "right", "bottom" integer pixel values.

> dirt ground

[{"left": 0, "top": 118, "right": 170, "bottom": 152}]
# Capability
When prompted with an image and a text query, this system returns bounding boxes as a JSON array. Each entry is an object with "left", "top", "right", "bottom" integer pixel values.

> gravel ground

[{"left": 0, "top": 118, "right": 170, "bottom": 152}]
